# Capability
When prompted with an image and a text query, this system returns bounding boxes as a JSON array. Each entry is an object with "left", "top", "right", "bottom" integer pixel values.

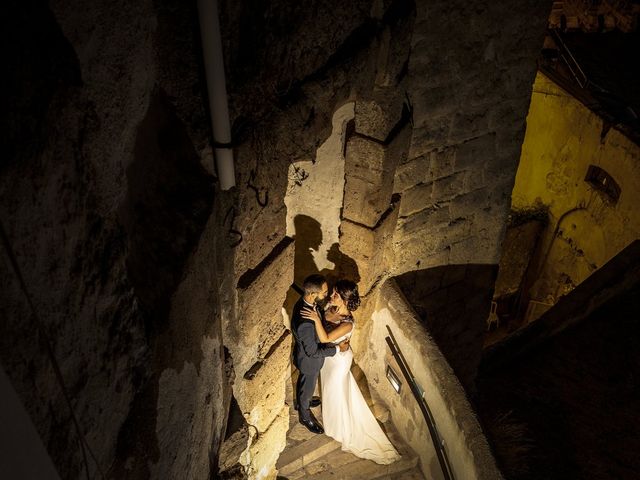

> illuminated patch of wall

[{"left": 512, "top": 72, "right": 640, "bottom": 303}]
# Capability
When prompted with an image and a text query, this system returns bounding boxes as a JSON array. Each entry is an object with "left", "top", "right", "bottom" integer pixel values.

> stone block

[
  {"left": 442, "top": 216, "right": 472, "bottom": 243},
  {"left": 407, "top": 115, "right": 451, "bottom": 158},
  {"left": 463, "top": 167, "right": 486, "bottom": 192},
  {"left": 397, "top": 204, "right": 451, "bottom": 236},
  {"left": 340, "top": 220, "right": 377, "bottom": 294},
  {"left": 343, "top": 134, "right": 404, "bottom": 227},
  {"left": 354, "top": 89, "right": 406, "bottom": 142},
  {"left": 455, "top": 132, "right": 496, "bottom": 171},
  {"left": 343, "top": 175, "right": 392, "bottom": 229},
  {"left": 340, "top": 200, "right": 400, "bottom": 294},
  {"left": 394, "top": 208, "right": 473, "bottom": 272},
  {"left": 235, "top": 332, "right": 291, "bottom": 432},
  {"left": 431, "top": 171, "right": 465, "bottom": 202},
  {"left": 397, "top": 244, "right": 452, "bottom": 277},
  {"left": 345, "top": 136, "right": 387, "bottom": 180},
  {"left": 246, "top": 406, "right": 288, "bottom": 480},
  {"left": 398, "top": 182, "right": 433, "bottom": 217},
  {"left": 394, "top": 155, "right": 430, "bottom": 192},
  {"left": 235, "top": 238, "right": 295, "bottom": 378},
  {"left": 449, "top": 187, "right": 491, "bottom": 219},
  {"left": 450, "top": 235, "right": 486, "bottom": 264},
  {"left": 449, "top": 110, "right": 490, "bottom": 142},
  {"left": 341, "top": 218, "right": 376, "bottom": 257},
  {"left": 392, "top": 232, "right": 449, "bottom": 274},
  {"left": 429, "top": 147, "right": 456, "bottom": 180}
]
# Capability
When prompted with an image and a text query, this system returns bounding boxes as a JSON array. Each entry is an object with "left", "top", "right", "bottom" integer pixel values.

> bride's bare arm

[
  {"left": 324, "top": 322, "right": 353, "bottom": 342},
  {"left": 301, "top": 309, "right": 353, "bottom": 342}
]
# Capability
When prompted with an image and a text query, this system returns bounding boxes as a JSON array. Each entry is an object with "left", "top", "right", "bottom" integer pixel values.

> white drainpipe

[{"left": 197, "top": 0, "right": 236, "bottom": 190}]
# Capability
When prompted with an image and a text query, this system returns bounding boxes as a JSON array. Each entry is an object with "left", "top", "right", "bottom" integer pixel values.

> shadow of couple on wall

[
  {"left": 283, "top": 214, "right": 360, "bottom": 328},
  {"left": 293, "top": 213, "right": 360, "bottom": 292}
]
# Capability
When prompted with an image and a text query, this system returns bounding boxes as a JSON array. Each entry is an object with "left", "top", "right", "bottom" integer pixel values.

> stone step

[
  {"left": 280, "top": 372, "right": 424, "bottom": 479},
  {"left": 303, "top": 452, "right": 420, "bottom": 480},
  {"left": 276, "top": 433, "right": 341, "bottom": 476},
  {"left": 284, "top": 449, "right": 361, "bottom": 480}
]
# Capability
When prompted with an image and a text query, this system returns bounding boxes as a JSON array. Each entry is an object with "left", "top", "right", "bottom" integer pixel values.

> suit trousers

[{"left": 295, "top": 360, "right": 321, "bottom": 421}]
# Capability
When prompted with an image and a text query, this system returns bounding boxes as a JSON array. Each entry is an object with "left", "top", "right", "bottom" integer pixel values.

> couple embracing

[{"left": 291, "top": 274, "right": 400, "bottom": 465}]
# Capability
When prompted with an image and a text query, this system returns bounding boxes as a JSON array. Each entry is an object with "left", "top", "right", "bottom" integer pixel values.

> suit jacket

[{"left": 291, "top": 297, "right": 337, "bottom": 373}]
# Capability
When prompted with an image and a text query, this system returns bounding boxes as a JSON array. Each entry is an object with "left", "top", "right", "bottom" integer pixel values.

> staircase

[{"left": 276, "top": 373, "right": 424, "bottom": 480}]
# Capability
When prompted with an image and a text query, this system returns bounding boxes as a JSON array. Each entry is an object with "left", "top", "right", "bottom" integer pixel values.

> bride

[{"left": 301, "top": 279, "right": 400, "bottom": 464}]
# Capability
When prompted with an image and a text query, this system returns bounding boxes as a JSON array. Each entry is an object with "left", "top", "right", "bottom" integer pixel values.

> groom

[{"left": 291, "top": 274, "right": 349, "bottom": 434}]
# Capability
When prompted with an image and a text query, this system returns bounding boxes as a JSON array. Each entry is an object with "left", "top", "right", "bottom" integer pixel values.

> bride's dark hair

[{"left": 335, "top": 280, "right": 361, "bottom": 312}]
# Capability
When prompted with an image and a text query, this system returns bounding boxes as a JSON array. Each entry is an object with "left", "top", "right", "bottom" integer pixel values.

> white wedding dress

[{"left": 320, "top": 318, "right": 400, "bottom": 464}]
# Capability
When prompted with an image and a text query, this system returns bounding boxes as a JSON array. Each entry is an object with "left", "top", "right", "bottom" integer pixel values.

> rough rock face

[{"left": 1, "top": 0, "right": 226, "bottom": 478}]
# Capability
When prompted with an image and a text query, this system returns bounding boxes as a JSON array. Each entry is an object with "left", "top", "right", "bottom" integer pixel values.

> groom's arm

[{"left": 297, "top": 322, "right": 338, "bottom": 358}]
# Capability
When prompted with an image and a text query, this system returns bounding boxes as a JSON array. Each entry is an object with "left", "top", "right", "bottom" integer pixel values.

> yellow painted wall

[{"left": 512, "top": 72, "right": 640, "bottom": 302}]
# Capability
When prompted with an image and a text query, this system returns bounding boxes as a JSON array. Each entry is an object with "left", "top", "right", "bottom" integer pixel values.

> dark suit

[{"left": 291, "top": 297, "right": 336, "bottom": 420}]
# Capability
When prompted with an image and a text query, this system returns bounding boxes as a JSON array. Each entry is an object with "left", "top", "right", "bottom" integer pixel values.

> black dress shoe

[
  {"left": 299, "top": 414, "right": 324, "bottom": 434},
  {"left": 293, "top": 396, "right": 321, "bottom": 410}
]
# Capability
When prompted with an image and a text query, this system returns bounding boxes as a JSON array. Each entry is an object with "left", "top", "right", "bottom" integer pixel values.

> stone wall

[
  {"left": 210, "top": 0, "right": 555, "bottom": 472},
  {"left": 1, "top": 0, "right": 228, "bottom": 478},
  {"left": 383, "top": 0, "right": 552, "bottom": 388},
  {"left": 393, "top": 0, "right": 552, "bottom": 274},
  {"left": 217, "top": 1, "right": 420, "bottom": 477},
  {"left": 2, "top": 0, "right": 557, "bottom": 478},
  {"left": 395, "top": 265, "right": 497, "bottom": 391},
  {"left": 352, "top": 279, "right": 502, "bottom": 480}
]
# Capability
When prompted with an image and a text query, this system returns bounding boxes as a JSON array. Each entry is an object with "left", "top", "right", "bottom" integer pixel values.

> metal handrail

[
  {"left": 550, "top": 29, "right": 588, "bottom": 88},
  {"left": 385, "top": 325, "right": 455, "bottom": 480}
]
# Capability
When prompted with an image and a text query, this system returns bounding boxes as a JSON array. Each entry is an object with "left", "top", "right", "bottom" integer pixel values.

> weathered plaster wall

[{"left": 512, "top": 72, "right": 640, "bottom": 303}]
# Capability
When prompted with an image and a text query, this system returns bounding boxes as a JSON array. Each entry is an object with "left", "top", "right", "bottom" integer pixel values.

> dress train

[{"left": 320, "top": 342, "right": 400, "bottom": 464}]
